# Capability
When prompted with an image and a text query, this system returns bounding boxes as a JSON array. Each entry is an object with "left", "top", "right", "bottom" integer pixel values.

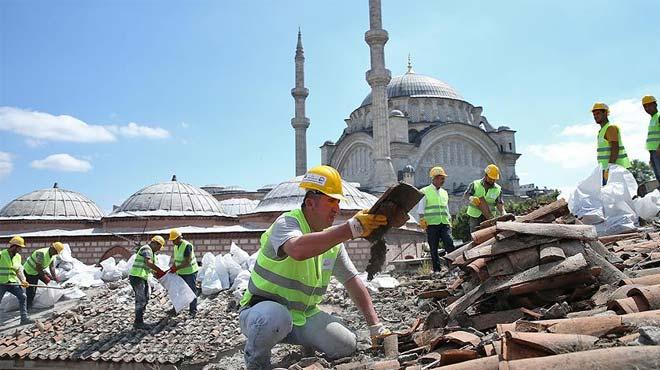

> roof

[
  {"left": 0, "top": 225, "right": 264, "bottom": 239},
  {"left": 218, "top": 198, "right": 260, "bottom": 216},
  {"left": 0, "top": 183, "right": 104, "bottom": 221},
  {"left": 360, "top": 71, "right": 463, "bottom": 107},
  {"left": 107, "top": 178, "right": 231, "bottom": 218},
  {"left": 246, "top": 176, "right": 378, "bottom": 214}
]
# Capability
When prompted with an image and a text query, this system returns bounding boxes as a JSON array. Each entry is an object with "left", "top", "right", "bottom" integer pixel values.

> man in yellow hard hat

[
  {"left": 642, "top": 95, "right": 660, "bottom": 182},
  {"left": 418, "top": 166, "right": 454, "bottom": 274},
  {"left": 592, "top": 102, "right": 631, "bottom": 184},
  {"left": 238, "top": 165, "right": 390, "bottom": 370},
  {"left": 23, "top": 241, "right": 64, "bottom": 310},
  {"left": 464, "top": 164, "right": 506, "bottom": 233},
  {"left": 168, "top": 228, "right": 199, "bottom": 317},
  {"left": 0, "top": 236, "right": 33, "bottom": 324},
  {"left": 129, "top": 235, "right": 166, "bottom": 329}
]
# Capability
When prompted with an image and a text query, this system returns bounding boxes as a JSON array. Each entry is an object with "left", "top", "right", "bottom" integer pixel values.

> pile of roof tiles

[{"left": 0, "top": 281, "right": 242, "bottom": 366}]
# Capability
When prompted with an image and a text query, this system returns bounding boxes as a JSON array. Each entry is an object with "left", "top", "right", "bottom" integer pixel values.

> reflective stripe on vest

[
  {"left": 174, "top": 240, "right": 198, "bottom": 275},
  {"left": 597, "top": 122, "right": 631, "bottom": 168},
  {"left": 466, "top": 180, "right": 501, "bottom": 218},
  {"left": 23, "top": 247, "right": 53, "bottom": 276},
  {"left": 0, "top": 249, "right": 21, "bottom": 284},
  {"left": 240, "top": 208, "right": 341, "bottom": 326},
  {"left": 129, "top": 245, "right": 153, "bottom": 280},
  {"left": 421, "top": 185, "right": 451, "bottom": 225},
  {"left": 647, "top": 113, "right": 660, "bottom": 151}
]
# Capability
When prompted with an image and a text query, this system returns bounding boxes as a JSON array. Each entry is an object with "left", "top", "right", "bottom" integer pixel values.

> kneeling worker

[
  {"left": 239, "top": 165, "right": 390, "bottom": 370},
  {"left": 464, "top": 164, "right": 506, "bottom": 233},
  {"left": 0, "top": 236, "right": 32, "bottom": 324},
  {"left": 418, "top": 166, "right": 455, "bottom": 273},
  {"left": 23, "top": 241, "right": 64, "bottom": 310},
  {"left": 129, "top": 235, "right": 165, "bottom": 329}
]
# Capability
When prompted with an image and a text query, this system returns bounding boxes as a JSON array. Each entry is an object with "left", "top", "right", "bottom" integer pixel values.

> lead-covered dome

[
  {"left": 107, "top": 176, "right": 229, "bottom": 218},
  {"left": 361, "top": 71, "right": 463, "bottom": 107},
  {"left": 0, "top": 183, "right": 103, "bottom": 220}
]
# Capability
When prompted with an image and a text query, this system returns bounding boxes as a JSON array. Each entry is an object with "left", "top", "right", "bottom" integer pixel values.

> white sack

[
  {"left": 601, "top": 164, "right": 638, "bottom": 235},
  {"left": 201, "top": 267, "right": 223, "bottom": 295},
  {"left": 230, "top": 242, "right": 250, "bottom": 269},
  {"left": 633, "top": 189, "right": 660, "bottom": 221},
  {"left": 223, "top": 253, "right": 242, "bottom": 285},
  {"left": 33, "top": 281, "right": 65, "bottom": 309},
  {"left": 369, "top": 275, "right": 400, "bottom": 289},
  {"left": 100, "top": 257, "right": 122, "bottom": 282},
  {"left": 568, "top": 166, "right": 605, "bottom": 224},
  {"left": 247, "top": 251, "right": 258, "bottom": 272},
  {"left": 158, "top": 273, "right": 196, "bottom": 313},
  {"left": 214, "top": 254, "right": 230, "bottom": 289}
]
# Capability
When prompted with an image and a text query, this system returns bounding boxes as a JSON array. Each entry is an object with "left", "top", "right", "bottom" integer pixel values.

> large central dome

[{"left": 360, "top": 71, "right": 463, "bottom": 107}]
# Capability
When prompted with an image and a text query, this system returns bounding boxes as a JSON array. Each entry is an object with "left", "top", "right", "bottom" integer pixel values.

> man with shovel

[{"left": 0, "top": 236, "right": 33, "bottom": 325}]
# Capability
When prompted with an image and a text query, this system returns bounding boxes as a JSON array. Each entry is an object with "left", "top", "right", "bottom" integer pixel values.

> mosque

[{"left": 0, "top": 0, "right": 520, "bottom": 269}]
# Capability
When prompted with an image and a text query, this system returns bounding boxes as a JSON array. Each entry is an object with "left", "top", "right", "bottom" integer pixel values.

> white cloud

[
  {"left": 525, "top": 141, "right": 596, "bottom": 169},
  {"left": 0, "top": 107, "right": 170, "bottom": 142},
  {"left": 560, "top": 124, "right": 594, "bottom": 137},
  {"left": 181, "top": 122, "right": 189, "bottom": 129},
  {"left": 0, "top": 152, "right": 13, "bottom": 179},
  {"left": 30, "top": 154, "right": 92, "bottom": 172}
]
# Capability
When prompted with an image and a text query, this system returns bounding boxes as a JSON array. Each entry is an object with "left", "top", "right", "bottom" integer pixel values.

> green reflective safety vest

[
  {"left": 174, "top": 240, "right": 198, "bottom": 275},
  {"left": 23, "top": 247, "right": 54, "bottom": 276},
  {"left": 129, "top": 245, "right": 154, "bottom": 281},
  {"left": 0, "top": 249, "right": 22, "bottom": 284},
  {"left": 421, "top": 185, "right": 451, "bottom": 225},
  {"left": 597, "top": 122, "right": 631, "bottom": 169},
  {"left": 240, "top": 208, "right": 341, "bottom": 326},
  {"left": 466, "top": 180, "right": 501, "bottom": 218},
  {"left": 646, "top": 113, "right": 660, "bottom": 151}
]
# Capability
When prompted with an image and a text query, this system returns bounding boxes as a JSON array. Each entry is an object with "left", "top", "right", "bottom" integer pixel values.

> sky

[{"left": 1, "top": 0, "right": 659, "bottom": 212}]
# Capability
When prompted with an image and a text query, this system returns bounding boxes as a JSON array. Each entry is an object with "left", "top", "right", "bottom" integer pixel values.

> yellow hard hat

[
  {"left": 591, "top": 102, "right": 609, "bottom": 113},
  {"left": 485, "top": 164, "right": 500, "bottom": 180},
  {"left": 9, "top": 236, "right": 25, "bottom": 248},
  {"left": 299, "top": 165, "right": 346, "bottom": 201},
  {"left": 151, "top": 235, "right": 165, "bottom": 246},
  {"left": 429, "top": 166, "right": 447, "bottom": 178},
  {"left": 642, "top": 95, "right": 657, "bottom": 105},
  {"left": 168, "top": 229, "right": 182, "bottom": 241},
  {"left": 52, "top": 242, "right": 65, "bottom": 253}
]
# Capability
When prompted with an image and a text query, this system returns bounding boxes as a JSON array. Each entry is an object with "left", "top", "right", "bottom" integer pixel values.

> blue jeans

[
  {"left": 651, "top": 151, "right": 660, "bottom": 182},
  {"left": 179, "top": 272, "right": 197, "bottom": 314},
  {"left": 239, "top": 301, "right": 356, "bottom": 370},
  {"left": 426, "top": 224, "right": 455, "bottom": 272},
  {"left": 0, "top": 284, "right": 28, "bottom": 320}
]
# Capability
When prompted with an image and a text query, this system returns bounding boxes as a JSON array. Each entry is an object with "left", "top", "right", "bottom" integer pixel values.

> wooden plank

[
  {"left": 517, "top": 198, "right": 569, "bottom": 223},
  {"left": 539, "top": 245, "right": 566, "bottom": 263},
  {"left": 463, "top": 235, "right": 557, "bottom": 261},
  {"left": 471, "top": 225, "right": 497, "bottom": 245},
  {"left": 479, "top": 213, "right": 516, "bottom": 228},
  {"left": 496, "top": 222, "right": 597, "bottom": 240},
  {"left": 501, "top": 345, "right": 660, "bottom": 370}
]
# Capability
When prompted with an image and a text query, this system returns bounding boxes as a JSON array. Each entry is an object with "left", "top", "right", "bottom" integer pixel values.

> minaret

[
  {"left": 291, "top": 29, "right": 310, "bottom": 176},
  {"left": 365, "top": 0, "right": 397, "bottom": 190}
]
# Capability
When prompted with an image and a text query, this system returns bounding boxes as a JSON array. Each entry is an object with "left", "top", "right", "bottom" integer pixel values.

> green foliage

[
  {"left": 629, "top": 159, "right": 653, "bottom": 184},
  {"left": 451, "top": 206, "right": 471, "bottom": 242},
  {"left": 504, "top": 191, "right": 560, "bottom": 216}
]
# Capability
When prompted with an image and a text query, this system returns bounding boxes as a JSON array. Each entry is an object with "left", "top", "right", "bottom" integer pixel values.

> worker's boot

[
  {"left": 20, "top": 317, "right": 34, "bottom": 325},
  {"left": 133, "top": 309, "right": 148, "bottom": 330}
]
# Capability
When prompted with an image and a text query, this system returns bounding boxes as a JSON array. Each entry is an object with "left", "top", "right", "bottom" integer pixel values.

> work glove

[
  {"left": 603, "top": 169, "right": 609, "bottom": 182},
  {"left": 469, "top": 196, "right": 481, "bottom": 206},
  {"left": 20, "top": 280, "right": 29, "bottom": 289},
  {"left": 419, "top": 218, "right": 428, "bottom": 230},
  {"left": 169, "top": 265, "right": 178, "bottom": 274},
  {"left": 347, "top": 210, "right": 388, "bottom": 238},
  {"left": 369, "top": 323, "right": 392, "bottom": 347}
]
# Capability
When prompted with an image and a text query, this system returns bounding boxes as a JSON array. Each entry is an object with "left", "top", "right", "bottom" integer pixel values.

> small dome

[
  {"left": 389, "top": 109, "right": 405, "bottom": 117},
  {"left": 108, "top": 179, "right": 228, "bottom": 217},
  {"left": 247, "top": 176, "right": 377, "bottom": 214},
  {"left": 323, "top": 140, "right": 335, "bottom": 146},
  {"left": 402, "top": 165, "right": 415, "bottom": 173},
  {"left": 200, "top": 185, "right": 226, "bottom": 195},
  {"left": 257, "top": 184, "right": 277, "bottom": 192},
  {"left": 219, "top": 198, "right": 260, "bottom": 216},
  {"left": 0, "top": 183, "right": 104, "bottom": 220},
  {"left": 361, "top": 71, "right": 463, "bottom": 107},
  {"left": 498, "top": 126, "right": 512, "bottom": 131}
]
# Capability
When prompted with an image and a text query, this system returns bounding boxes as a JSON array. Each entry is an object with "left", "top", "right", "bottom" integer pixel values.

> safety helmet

[
  {"left": 591, "top": 102, "right": 609, "bottom": 113},
  {"left": 9, "top": 236, "right": 25, "bottom": 248},
  {"left": 52, "top": 242, "right": 65, "bottom": 253},
  {"left": 299, "top": 165, "right": 346, "bottom": 201},
  {"left": 642, "top": 95, "right": 657, "bottom": 105},
  {"left": 429, "top": 166, "right": 447, "bottom": 178},
  {"left": 169, "top": 229, "right": 182, "bottom": 241},
  {"left": 151, "top": 235, "right": 165, "bottom": 246},
  {"left": 484, "top": 164, "right": 500, "bottom": 180}
]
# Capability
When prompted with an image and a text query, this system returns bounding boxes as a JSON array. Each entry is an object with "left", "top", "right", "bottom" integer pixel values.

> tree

[{"left": 629, "top": 159, "right": 653, "bottom": 184}]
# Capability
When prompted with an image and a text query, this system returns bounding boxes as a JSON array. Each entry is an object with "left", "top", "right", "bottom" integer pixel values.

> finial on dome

[
  {"left": 53, "top": 182, "right": 58, "bottom": 188},
  {"left": 171, "top": 175, "right": 177, "bottom": 182},
  {"left": 407, "top": 54, "right": 415, "bottom": 74}
]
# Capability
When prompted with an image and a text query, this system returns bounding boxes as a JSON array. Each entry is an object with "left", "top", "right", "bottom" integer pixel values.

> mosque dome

[
  {"left": 0, "top": 183, "right": 104, "bottom": 220},
  {"left": 107, "top": 175, "right": 228, "bottom": 218},
  {"left": 247, "top": 176, "right": 378, "bottom": 214},
  {"left": 361, "top": 71, "right": 463, "bottom": 107}
]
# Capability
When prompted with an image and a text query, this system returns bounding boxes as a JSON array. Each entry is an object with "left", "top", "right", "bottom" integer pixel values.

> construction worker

[
  {"left": 642, "top": 95, "right": 660, "bottom": 182},
  {"left": 23, "top": 241, "right": 63, "bottom": 310},
  {"left": 129, "top": 235, "right": 166, "bottom": 329},
  {"left": 464, "top": 164, "right": 506, "bottom": 233},
  {"left": 0, "top": 236, "right": 32, "bottom": 324},
  {"left": 418, "top": 166, "right": 454, "bottom": 274},
  {"left": 592, "top": 102, "right": 631, "bottom": 184},
  {"left": 239, "top": 165, "right": 390, "bottom": 370},
  {"left": 168, "top": 228, "right": 198, "bottom": 317}
]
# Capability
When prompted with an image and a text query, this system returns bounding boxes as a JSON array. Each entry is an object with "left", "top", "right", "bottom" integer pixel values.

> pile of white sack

[
  {"left": 566, "top": 164, "right": 660, "bottom": 235},
  {"left": 196, "top": 242, "right": 257, "bottom": 300}
]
